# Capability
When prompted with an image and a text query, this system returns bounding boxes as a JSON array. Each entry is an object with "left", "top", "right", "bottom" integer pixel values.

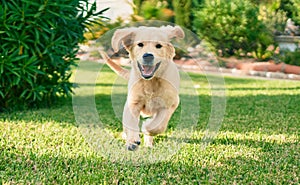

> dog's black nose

[{"left": 142, "top": 53, "right": 154, "bottom": 63}]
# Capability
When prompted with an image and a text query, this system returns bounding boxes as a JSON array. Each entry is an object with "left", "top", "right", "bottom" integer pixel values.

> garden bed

[{"left": 175, "top": 57, "right": 300, "bottom": 81}]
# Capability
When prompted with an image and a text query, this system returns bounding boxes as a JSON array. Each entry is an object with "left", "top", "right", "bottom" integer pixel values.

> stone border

[
  {"left": 177, "top": 62, "right": 300, "bottom": 81},
  {"left": 77, "top": 44, "right": 300, "bottom": 81}
]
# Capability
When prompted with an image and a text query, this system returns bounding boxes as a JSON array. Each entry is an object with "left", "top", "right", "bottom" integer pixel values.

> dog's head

[{"left": 111, "top": 26, "right": 184, "bottom": 80}]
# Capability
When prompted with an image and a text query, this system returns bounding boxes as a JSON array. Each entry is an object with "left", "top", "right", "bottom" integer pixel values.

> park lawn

[{"left": 0, "top": 61, "right": 299, "bottom": 184}]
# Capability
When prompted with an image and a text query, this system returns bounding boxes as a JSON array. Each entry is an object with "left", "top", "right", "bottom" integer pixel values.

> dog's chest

[
  {"left": 142, "top": 78, "right": 171, "bottom": 98},
  {"left": 143, "top": 79, "right": 160, "bottom": 98},
  {"left": 130, "top": 78, "right": 178, "bottom": 110}
]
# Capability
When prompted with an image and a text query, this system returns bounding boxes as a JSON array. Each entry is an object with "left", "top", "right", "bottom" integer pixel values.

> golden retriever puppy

[{"left": 101, "top": 25, "right": 185, "bottom": 150}]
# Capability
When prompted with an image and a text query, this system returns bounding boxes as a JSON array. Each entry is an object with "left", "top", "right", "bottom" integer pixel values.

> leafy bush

[
  {"left": 280, "top": 0, "right": 300, "bottom": 26},
  {"left": 140, "top": 0, "right": 174, "bottom": 21},
  {"left": 172, "top": 0, "right": 192, "bottom": 29},
  {"left": 258, "top": 1, "right": 287, "bottom": 35},
  {"left": 280, "top": 49, "right": 300, "bottom": 66},
  {"left": 0, "top": 0, "right": 106, "bottom": 111},
  {"left": 193, "top": 0, "right": 274, "bottom": 58},
  {"left": 133, "top": 0, "right": 144, "bottom": 15}
]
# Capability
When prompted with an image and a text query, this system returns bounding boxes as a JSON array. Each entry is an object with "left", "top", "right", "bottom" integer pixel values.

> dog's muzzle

[
  {"left": 137, "top": 53, "right": 161, "bottom": 79},
  {"left": 137, "top": 62, "right": 161, "bottom": 79}
]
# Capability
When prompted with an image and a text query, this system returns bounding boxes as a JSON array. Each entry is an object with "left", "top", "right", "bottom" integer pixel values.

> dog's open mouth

[{"left": 137, "top": 62, "right": 161, "bottom": 79}]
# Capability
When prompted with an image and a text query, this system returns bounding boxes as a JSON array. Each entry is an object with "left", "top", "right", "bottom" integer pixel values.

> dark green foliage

[
  {"left": 140, "top": 0, "right": 173, "bottom": 21},
  {"left": 133, "top": 0, "right": 144, "bottom": 15},
  {"left": 172, "top": 0, "right": 192, "bottom": 29},
  {"left": 193, "top": 0, "right": 274, "bottom": 57},
  {"left": 280, "top": 0, "right": 300, "bottom": 26},
  {"left": 280, "top": 49, "right": 300, "bottom": 66},
  {"left": 0, "top": 0, "right": 107, "bottom": 110},
  {"left": 192, "top": 0, "right": 204, "bottom": 7}
]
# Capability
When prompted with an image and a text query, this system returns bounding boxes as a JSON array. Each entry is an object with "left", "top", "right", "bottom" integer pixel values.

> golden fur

[{"left": 100, "top": 25, "right": 184, "bottom": 150}]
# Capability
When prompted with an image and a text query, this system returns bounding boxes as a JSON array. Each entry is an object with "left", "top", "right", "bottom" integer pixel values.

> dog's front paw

[
  {"left": 123, "top": 132, "right": 141, "bottom": 151},
  {"left": 126, "top": 141, "right": 141, "bottom": 151},
  {"left": 134, "top": 140, "right": 141, "bottom": 145}
]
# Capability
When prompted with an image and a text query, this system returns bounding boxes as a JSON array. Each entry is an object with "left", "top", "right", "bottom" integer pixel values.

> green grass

[{"left": 0, "top": 61, "right": 299, "bottom": 184}]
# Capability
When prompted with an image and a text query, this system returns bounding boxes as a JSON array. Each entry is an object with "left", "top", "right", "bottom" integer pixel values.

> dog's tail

[{"left": 100, "top": 51, "right": 130, "bottom": 81}]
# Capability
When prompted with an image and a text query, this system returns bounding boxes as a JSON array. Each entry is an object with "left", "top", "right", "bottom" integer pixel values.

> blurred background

[{"left": 86, "top": 0, "right": 300, "bottom": 62}]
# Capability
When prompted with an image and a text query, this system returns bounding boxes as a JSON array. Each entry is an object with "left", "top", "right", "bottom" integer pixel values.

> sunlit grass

[{"left": 0, "top": 61, "right": 299, "bottom": 184}]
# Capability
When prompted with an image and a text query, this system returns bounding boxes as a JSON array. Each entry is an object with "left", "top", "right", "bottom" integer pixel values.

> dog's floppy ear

[
  {"left": 111, "top": 28, "right": 135, "bottom": 53},
  {"left": 162, "top": 25, "right": 185, "bottom": 40}
]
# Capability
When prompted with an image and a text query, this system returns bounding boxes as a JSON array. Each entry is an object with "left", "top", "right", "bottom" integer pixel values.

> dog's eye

[
  {"left": 137, "top": 43, "right": 144, "bottom": 47},
  {"left": 155, "top": 44, "right": 162, "bottom": 49}
]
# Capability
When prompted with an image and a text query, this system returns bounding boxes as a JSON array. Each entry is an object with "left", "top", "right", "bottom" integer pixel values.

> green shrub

[
  {"left": 133, "top": 0, "right": 144, "bottom": 15},
  {"left": 258, "top": 1, "right": 287, "bottom": 35},
  {"left": 0, "top": 0, "right": 107, "bottom": 111},
  {"left": 280, "top": 0, "right": 300, "bottom": 26},
  {"left": 280, "top": 49, "right": 300, "bottom": 66},
  {"left": 193, "top": 0, "right": 274, "bottom": 57},
  {"left": 172, "top": 0, "right": 192, "bottom": 29},
  {"left": 140, "top": 0, "right": 173, "bottom": 21}
]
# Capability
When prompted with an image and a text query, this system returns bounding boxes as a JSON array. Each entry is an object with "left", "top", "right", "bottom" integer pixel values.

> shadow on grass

[
  {"left": 1, "top": 83, "right": 299, "bottom": 136},
  {"left": 227, "top": 86, "right": 300, "bottom": 91},
  {"left": 71, "top": 91, "right": 300, "bottom": 135},
  {"left": 0, "top": 98, "right": 75, "bottom": 125}
]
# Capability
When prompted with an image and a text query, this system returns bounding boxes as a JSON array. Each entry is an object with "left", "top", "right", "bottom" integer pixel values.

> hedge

[{"left": 0, "top": 0, "right": 107, "bottom": 111}]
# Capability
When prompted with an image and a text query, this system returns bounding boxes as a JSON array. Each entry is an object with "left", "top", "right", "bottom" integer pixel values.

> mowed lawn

[{"left": 0, "top": 61, "right": 299, "bottom": 184}]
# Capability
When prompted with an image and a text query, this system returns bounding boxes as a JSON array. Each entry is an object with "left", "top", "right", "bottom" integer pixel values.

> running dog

[{"left": 100, "top": 25, "right": 185, "bottom": 150}]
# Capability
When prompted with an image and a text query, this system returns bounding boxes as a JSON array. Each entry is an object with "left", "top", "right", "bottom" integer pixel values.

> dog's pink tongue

[{"left": 143, "top": 65, "right": 154, "bottom": 75}]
